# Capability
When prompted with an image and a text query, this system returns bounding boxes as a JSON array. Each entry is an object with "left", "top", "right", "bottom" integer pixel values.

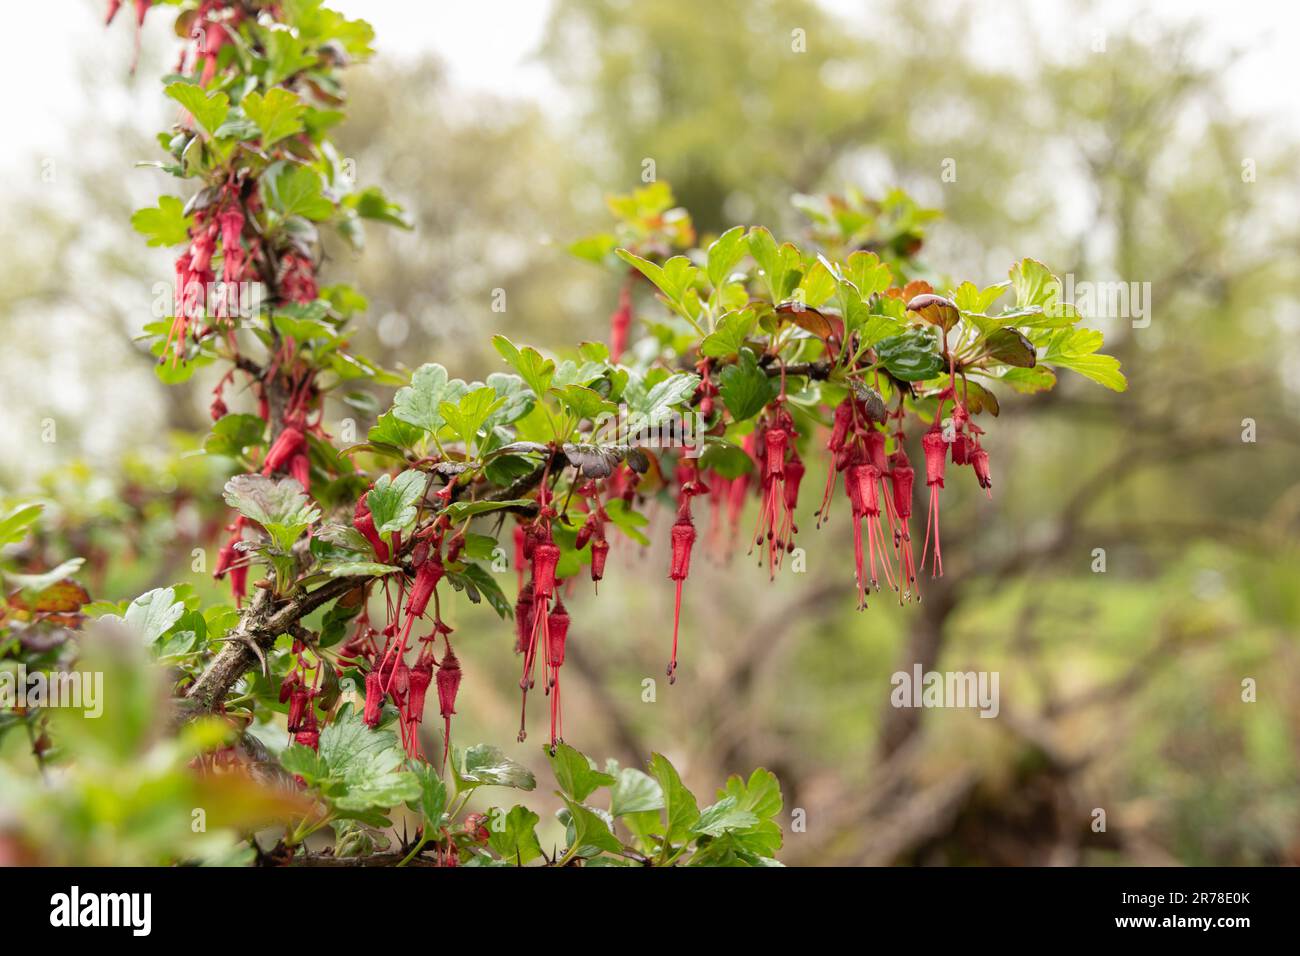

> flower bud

[{"left": 669, "top": 514, "right": 696, "bottom": 582}]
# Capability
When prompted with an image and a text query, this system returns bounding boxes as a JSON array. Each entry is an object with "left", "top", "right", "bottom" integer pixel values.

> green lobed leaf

[
  {"left": 164, "top": 82, "right": 230, "bottom": 135},
  {"left": 700, "top": 309, "right": 758, "bottom": 358},
  {"left": 491, "top": 336, "right": 555, "bottom": 401},
  {"left": 875, "top": 328, "right": 944, "bottom": 381},
  {"left": 454, "top": 744, "right": 537, "bottom": 791},
  {"left": 609, "top": 768, "right": 665, "bottom": 817},
  {"left": 560, "top": 797, "right": 623, "bottom": 856},
  {"left": 549, "top": 743, "right": 617, "bottom": 802},
  {"left": 649, "top": 752, "right": 700, "bottom": 842},
  {"left": 265, "top": 162, "right": 334, "bottom": 222},
  {"left": 488, "top": 806, "right": 543, "bottom": 865},
  {"left": 130, "top": 196, "right": 193, "bottom": 247},
  {"left": 706, "top": 225, "right": 748, "bottom": 290},
  {"left": 0, "top": 503, "right": 43, "bottom": 548},
  {"left": 719, "top": 348, "right": 778, "bottom": 421},
  {"left": 1039, "top": 327, "right": 1127, "bottom": 391},
  {"left": 366, "top": 469, "right": 427, "bottom": 536},
  {"left": 241, "top": 87, "right": 306, "bottom": 147}
]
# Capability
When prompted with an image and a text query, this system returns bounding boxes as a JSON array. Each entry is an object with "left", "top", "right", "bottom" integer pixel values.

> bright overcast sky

[{"left": 1, "top": 0, "right": 1297, "bottom": 177}]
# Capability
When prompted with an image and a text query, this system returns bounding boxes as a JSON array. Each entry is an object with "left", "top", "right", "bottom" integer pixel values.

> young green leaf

[
  {"left": 164, "top": 82, "right": 230, "bottom": 135},
  {"left": 549, "top": 742, "right": 617, "bottom": 802},
  {"left": 130, "top": 196, "right": 193, "bottom": 247},
  {"left": 391, "top": 363, "right": 467, "bottom": 434},
  {"left": 706, "top": 225, "right": 748, "bottom": 290},
  {"left": 492, "top": 336, "right": 556, "bottom": 400},
  {"left": 649, "top": 752, "right": 700, "bottom": 842},
  {"left": 719, "top": 348, "right": 778, "bottom": 421},
  {"left": 265, "top": 162, "right": 334, "bottom": 222},
  {"left": 222, "top": 474, "right": 320, "bottom": 551},
  {"left": 487, "top": 806, "right": 543, "bottom": 864},
  {"left": 365, "top": 469, "right": 426, "bottom": 536},
  {"left": 453, "top": 744, "right": 537, "bottom": 791},
  {"left": 241, "top": 87, "right": 306, "bottom": 147}
]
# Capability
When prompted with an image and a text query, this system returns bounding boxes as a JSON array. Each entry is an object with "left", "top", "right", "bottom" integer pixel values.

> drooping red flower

[
  {"left": 546, "top": 597, "right": 570, "bottom": 674},
  {"left": 531, "top": 537, "right": 560, "bottom": 600},
  {"left": 514, "top": 580, "right": 535, "bottom": 655},
  {"left": 590, "top": 537, "right": 610, "bottom": 585},
  {"left": 287, "top": 686, "right": 310, "bottom": 733},
  {"left": 262, "top": 424, "right": 306, "bottom": 477},
  {"left": 751, "top": 405, "right": 799, "bottom": 577},
  {"left": 545, "top": 598, "right": 571, "bottom": 749},
  {"left": 608, "top": 277, "right": 633, "bottom": 363},
  {"left": 213, "top": 516, "right": 248, "bottom": 605},
  {"left": 436, "top": 645, "right": 462, "bottom": 768},
  {"left": 363, "top": 669, "right": 384, "bottom": 728},
  {"left": 278, "top": 252, "right": 318, "bottom": 305},
  {"left": 666, "top": 507, "right": 696, "bottom": 684},
  {"left": 405, "top": 554, "right": 445, "bottom": 622},
  {"left": 513, "top": 524, "right": 527, "bottom": 592},
  {"left": 293, "top": 705, "right": 319, "bottom": 751},
  {"left": 971, "top": 444, "right": 992, "bottom": 496},
  {"left": 920, "top": 429, "right": 948, "bottom": 578},
  {"left": 353, "top": 493, "right": 390, "bottom": 562},
  {"left": 218, "top": 206, "right": 246, "bottom": 284},
  {"left": 817, "top": 398, "right": 855, "bottom": 525},
  {"left": 888, "top": 446, "right": 918, "bottom": 598},
  {"left": 407, "top": 651, "right": 433, "bottom": 725}
]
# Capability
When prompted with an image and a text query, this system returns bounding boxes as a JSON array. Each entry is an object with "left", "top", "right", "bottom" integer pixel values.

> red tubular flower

[
  {"left": 818, "top": 398, "right": 855, "bottom": 525},
  {"left": 391, "top": 658, "right": 410, "bottom": 709},
  {"left": 784, "top": 451, "right": 805, "bottom": 516},
  {"left": 920, "top": 430, "right": 948, "bottom": 578},
  {"left": 609, "top": 278, "right": 632, "bottom": 363},
  {"left": 829, "top": 397, "right": 854, "bottom": 452},
  {"left": 546, "top": 598, "right": 571, "bottom": 749},
  {"left": 278, "top": 252, "right": 318, "bottom": 304},
  {"left": 865, "top": 427, "right": 889, "bottom": 473},
  {"left": 405, "top": 655, "right": 436, "bottom": 759},
  {"left": 406, "top": 555, "right": 444, "bottom": 621},
  {"left": 289, "top": 451, "right": 310, "bottom": 491},
  {"left": 278, "top": 671, "right": 299, "bottom": 705},
  {"left": 547, "top": 598, "right": 570, "bottom": 673},
  {"left": 229, "top": 561, "right": 247, "bottom": 605},
  {"left": 353, "top": 494, "right": 389, "bottom": 562},
  {"left": 363, "top": 670, "right": 384, "bottom": 728},
  {"left": 854, "top": 462, "right": 895, "bottom": 595},
  {"left": 751, "top": 412, "right": 798, "bottom": 577},
  {"left": 590, "top": 536, "right": 610, "bottom": 585},
  {"left": 951, "top": 432, "right": 971, "bottom": 466},
  {"left": 666, "top": 509, "right": 696, "bottom": 684},
  {"left": 218, "top": 206, "right": 245, "bottom": 283},
  {"left": 287, "top": 686, "right": 309, "bottom": 733},
  {"left": 845, "top": 461, "right": 869, "bottom": 609},
  {"left": 971, "top": 445, "right": 992, "bottom": 496},
  {"left": 407, "top": 653, "right": 433, "bottom": 724},
  {"left": 531, "top": 538, "right": 560, "bottom": 600},
  {"left": 213, "top": 518, "right": 248, "bottom": 605},
  {"left": 436, "top": 646, "right": 462, "bottom": 768},
  {"left": 294, "top": 707, "right": 319, "bottom": 751},
  {"left": 514, "top": 581, "right": 535, "bottom": 655},
  {"left": 262, "top": 425, "right": 306, "bottom": 477},
  {"left": 513, "top": 525, "right": 527, "bottom": 591},
  {"left": 888, "top": 447, "right": 919, "bottom": 598}
]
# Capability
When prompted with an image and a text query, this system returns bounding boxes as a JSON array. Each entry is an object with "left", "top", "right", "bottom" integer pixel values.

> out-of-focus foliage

[{"left": 2, "top": 0, "right": 1298, "bottom": 866}]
